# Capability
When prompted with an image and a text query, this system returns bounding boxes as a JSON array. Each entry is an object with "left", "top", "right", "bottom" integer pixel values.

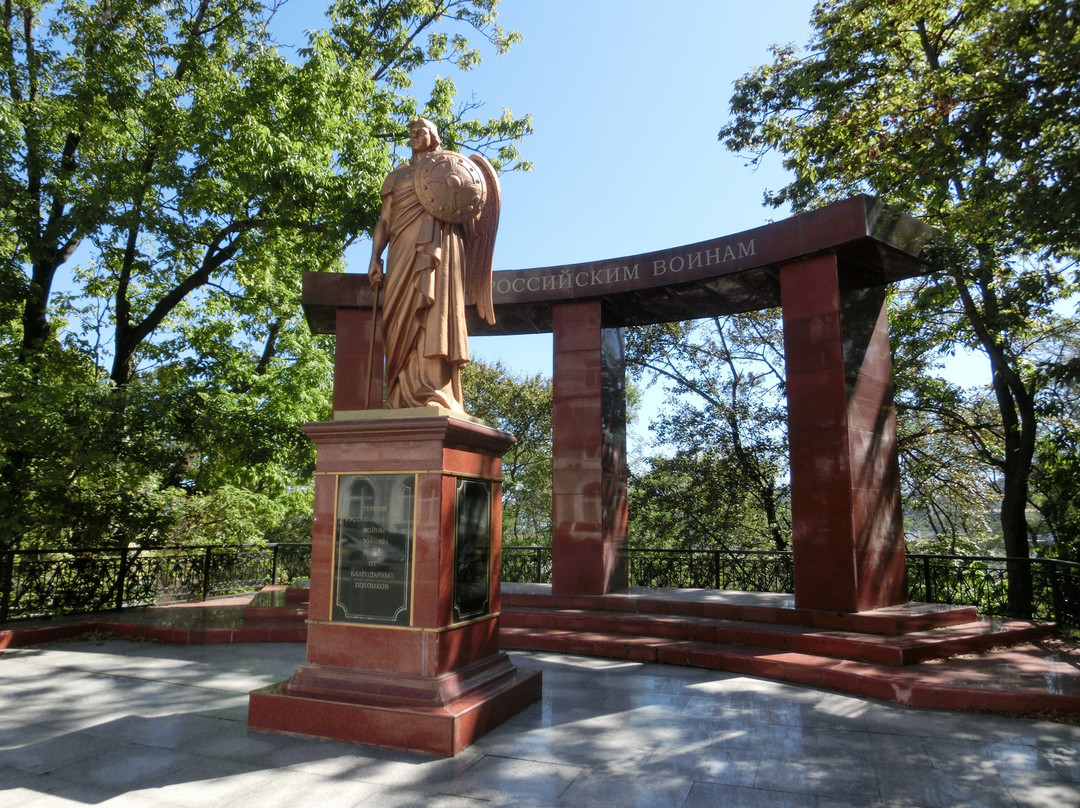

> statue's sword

[{"left": 364, "top": 285, "right": 380, "bottom": 410}]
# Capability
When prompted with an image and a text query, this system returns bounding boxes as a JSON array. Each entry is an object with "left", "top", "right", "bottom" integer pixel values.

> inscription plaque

[
  {"left": 333, "top": 474, "right": 414, "bottom": 625},
  {"left": 453, "top": 478, "right": 492, "bottom": 623}
]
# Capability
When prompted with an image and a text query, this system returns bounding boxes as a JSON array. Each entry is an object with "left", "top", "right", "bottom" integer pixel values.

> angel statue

[{"left": 367, "top": 118, "right": 500, "bottom": 413}]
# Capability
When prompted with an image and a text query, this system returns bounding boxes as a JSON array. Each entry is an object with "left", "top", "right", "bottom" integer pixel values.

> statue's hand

[{"left": 368, "top": 258, "right": 383, "bottom": 289}]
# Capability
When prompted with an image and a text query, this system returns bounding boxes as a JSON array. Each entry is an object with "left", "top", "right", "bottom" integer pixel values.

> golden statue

[{"left": 367, "top": 118, "right": 499, "bottom": 412}]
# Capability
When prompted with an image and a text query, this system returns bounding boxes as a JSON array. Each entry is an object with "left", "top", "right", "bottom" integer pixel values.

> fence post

[
  {"left": 1049, "top": 561, "right": 1064, "bottom": 625},
  {"left": 115, "top": 549, "right": 129, "bottom": 611},
  {"left": 202, "top": 547, "right": 213, "bottom": 602},
  {"left": 1, "top": 550, "right": 13, "bottom": 623},
  {"left": 713, "top": 550, "right": 721, "bottom": 590},
  {"left": 922, "top": 555, "right": 933, "bottom": 603},
  {"left": 271, "top": 544, "right": 280, "bottom": 586}
]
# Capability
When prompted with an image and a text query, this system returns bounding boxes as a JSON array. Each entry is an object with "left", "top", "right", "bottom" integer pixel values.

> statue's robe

[{"left": 378, "top": 160, "right": 469, "bottom": 411}]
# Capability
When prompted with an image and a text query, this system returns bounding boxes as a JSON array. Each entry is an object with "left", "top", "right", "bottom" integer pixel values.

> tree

[
  {"left": 719, "top": 0, "right": 1080, "bottom": 615},
  {"left": 0, "top": 0, "right": 532, "bottom": 552},
  {"left": 461, "top": 359, "right": 552, "bottom": 546},
  {"left": 626, "top": 313, "right": 791, "bottom": 552}
]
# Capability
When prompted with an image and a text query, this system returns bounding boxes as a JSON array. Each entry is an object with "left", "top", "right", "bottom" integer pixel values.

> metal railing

[
  {"left": 501, "top": 545, "right": 553, "bottom": 584},
  {"left": 501, "top": 546, "right": 1080, "bottom": 629},
  {"left": 626, "top": 548, "right": 794, "bottom": 593},
  {"left": 907, "top": 552, "right": 1080, "bottom": 626},
  {"left": 2, "top": 543, "right": 1077, "bottom": 629},
  {"left": 0, "top": 544, "right": 312, "bottom": 623}
]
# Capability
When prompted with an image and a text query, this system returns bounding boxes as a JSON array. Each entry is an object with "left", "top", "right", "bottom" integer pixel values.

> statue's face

[{"left": 409, "top": 124, "right": 435, "bottom": 153}]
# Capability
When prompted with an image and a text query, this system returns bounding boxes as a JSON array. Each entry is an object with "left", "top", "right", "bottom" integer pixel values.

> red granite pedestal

[{"left": 248, "top": 412, "right": 542, "bottom": 757}]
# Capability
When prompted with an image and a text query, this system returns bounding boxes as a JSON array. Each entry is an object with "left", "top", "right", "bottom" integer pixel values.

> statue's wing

[{"left": 464, "top": 154, "right": 500, "bottom": 326}]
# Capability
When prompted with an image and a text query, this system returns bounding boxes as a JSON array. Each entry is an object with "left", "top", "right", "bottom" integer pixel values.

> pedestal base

[
  {"left": 248, "top": 663, "right": 542, "bottom": 757},
  {"left": 247, "top": 411, "right": 541, "bottom": 755}
]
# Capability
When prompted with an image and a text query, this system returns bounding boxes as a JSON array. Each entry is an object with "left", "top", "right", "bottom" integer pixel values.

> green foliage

[
  {"left": 0, "top": 1, "right": 531, "bottom": 553},
  {"left": 461, "top": 358, "right": 552, "bottom": 546},
  {"left": 1031, "top": 428, "right": 1080, "bottom": 560},
  {"left": 0, "top": 312, "right": 331, "bottom": 551},
  {"left": 0, "top": 341, "right": 182, "bottom": 550},
  {"left": 629, "top": 450, "right": 789, "bottom": 553}
]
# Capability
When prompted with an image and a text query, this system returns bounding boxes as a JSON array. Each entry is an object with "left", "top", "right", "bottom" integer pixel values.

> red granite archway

[{"left": 303, "top": 196, "right": 937, "bottom": 613}]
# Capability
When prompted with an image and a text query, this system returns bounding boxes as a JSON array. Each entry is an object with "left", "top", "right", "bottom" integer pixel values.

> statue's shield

[{"left": 413, "top": 151, "right": 487, "bottom": 224}]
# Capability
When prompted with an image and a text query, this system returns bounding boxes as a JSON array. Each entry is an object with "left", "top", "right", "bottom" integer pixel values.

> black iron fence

[
  {"left": 501, "top": 546, "right": 1080, "bottom": 629},
  {"left": 500, "top": 545, "right": 553, "bottom": 584},
  {"left": 626, "top": 548, "right": 795, "bottom": 593},
  {"left": 2, "top": 543, "right": 1078, "bottom": 629},
  {"left": 907, "top": 552, "right": 1080, "bottom": 626},
  {"left": 0, "top": 544, "right": 312, "bottom": 623}
]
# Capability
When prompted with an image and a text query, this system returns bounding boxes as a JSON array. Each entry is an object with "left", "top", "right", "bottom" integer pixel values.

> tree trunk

[
  {"left": 954, "top": 267, "right": 1038, "bottom": 617},
  {"left": 993, "top": 363, "right": 1038, "bottom": 618},
  {"left": 19, "top": 261, "right": 57, "bottom": 359},
  {"left": 761, "top": 483, "right": 787, "bottom": 551}
]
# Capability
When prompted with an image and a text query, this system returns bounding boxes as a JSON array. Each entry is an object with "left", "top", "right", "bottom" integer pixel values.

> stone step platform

[
  {"left": 0, "top": 596, "right": 306, "bottom": 648},
  {"left": 500, "top": 583, "right": 1053, "bottom": 668},
  {"left": 243, "top": 585, "right": 311, "bottom": 623},
  {"left": 500, "top": 607, "right": 1052, "bottom": 666},
  {"left": 501, "top": 584, "right": 979, "bottom": 635},
  {"left": 501, "top": 627, "right": 1080, "bottom": 716},
  {"left": 498, "top": 584, "right": 1080, "bottom": 717}
]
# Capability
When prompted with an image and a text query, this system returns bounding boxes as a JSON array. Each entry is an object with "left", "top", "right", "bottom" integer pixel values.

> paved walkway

[{"left": 2, "top": 638, "right": 1078, "bottom": 807}]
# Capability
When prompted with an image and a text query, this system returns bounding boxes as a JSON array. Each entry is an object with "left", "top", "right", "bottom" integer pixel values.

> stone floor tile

[
  {"left": 3, "top": 640, "right": 1080, "bottom": 807},
  {"left": 438, "top": 754, "right": 585, "bottom": 804},
  {"left": 1007, "top": 779, "right": 1080, "bottom": 808},
  {"left": 1044, "top": 744, "right": 1080, "bottom": 783},
  {"left": 120, "top": 768, "right": 292, "bottom": 808},
  {"left": 0, "top": 781, "right": 44, "bottom": 808},
  {"left": 285, "top": 744, "right": 485, "bottom": 788},
  {"left": 177, "top": 766, "right": 380, "bottom": 808},
  {"left": 43, "top": 741, "right": 264, "bottom": 798},
  {"left": 874, "top": 763, "right": 1020, "bottom": 808},
  {"left": 174, "top": 723, "right": 297, "bottom": 763},
  {"left": 644, "top": 742, "right": 761, "bottom": 787},
  {"left": 683, "top": 781, "right": 817, "bottom": 808},
  {"left": 81, "top": 712, "right": 239, "bottom": 750},
  {"left": 354, "top": 787, "right": 494, "bottom": 807},
  {"left": 553, "top": 772, "right": 694, "bottom": 807},
  {"left": 753, "top": 756, "right": 881, "bottom": 802},
  {"left": 0, "top": 728, "right": 107, "bottom": 774}
]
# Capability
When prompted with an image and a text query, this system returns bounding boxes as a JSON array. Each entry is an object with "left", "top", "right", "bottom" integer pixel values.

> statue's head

[{"left": 409, "top": 118, "right": 441, "bottom": 153}]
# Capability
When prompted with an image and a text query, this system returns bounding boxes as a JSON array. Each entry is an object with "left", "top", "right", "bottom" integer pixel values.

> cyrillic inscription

[
  {"left": 333, "top": 474, "right": 414, "bottom": 625},
  {"left": 491, "top": 239, "right": 756, "bottom": 297}
]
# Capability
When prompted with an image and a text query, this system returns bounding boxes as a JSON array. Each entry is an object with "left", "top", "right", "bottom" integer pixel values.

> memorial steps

[
  {"left": 498, "top": 584, "right": 1039, "bottom": 663},
  {"left": 498, "top": 584, "right": 1080, "bottom": 717}
]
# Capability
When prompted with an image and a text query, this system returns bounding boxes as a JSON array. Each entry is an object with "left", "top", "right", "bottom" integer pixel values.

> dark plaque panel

[
  {"left": 453, "top": 478, "right": 492, "bottom": 623},
  {"left": 333, "top": 474, "right": 414, "bottom": 625}
]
